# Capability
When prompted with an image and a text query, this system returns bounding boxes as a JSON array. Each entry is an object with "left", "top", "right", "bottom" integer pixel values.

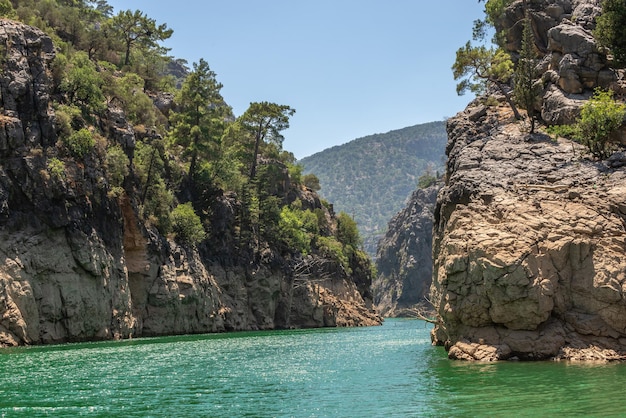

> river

[{"left": 1, "top": 319, "right": 624, "bottom": 417}]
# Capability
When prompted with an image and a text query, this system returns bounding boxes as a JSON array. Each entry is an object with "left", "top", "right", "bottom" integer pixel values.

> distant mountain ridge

[{"left": 299, "top": 121, "right": 447, "bottom": 256}]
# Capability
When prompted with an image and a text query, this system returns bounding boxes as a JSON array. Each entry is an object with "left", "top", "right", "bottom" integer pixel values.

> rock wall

[
  {"left": 374, "top": 185, "right": 439, "bottom": 317},
  {"left": 431, "top": 101, "right": 626, "bottom": 361},
  {"left": 431, "top": 0, "right": 626, "bottom": 361},
  {"left": 0, "top": 20, "right": 380, "bottom": 347}
]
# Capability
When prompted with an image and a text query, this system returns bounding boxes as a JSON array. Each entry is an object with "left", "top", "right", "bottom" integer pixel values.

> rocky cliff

[
  {"left": 373, "top": 185, "right": 439, "bottom": 317},
  {"left": 430, "top": 0, "right": 626, "bottom": 361},
  {"left": 0, "top": 20, "right": 380, "bottom": 347}
]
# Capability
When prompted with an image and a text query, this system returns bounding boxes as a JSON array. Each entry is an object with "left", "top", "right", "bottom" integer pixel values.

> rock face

[
  {"left": 429, "top": 0, "right": 626, "bottom": 362},
  {"left": 0, "top": 20, "right": 380, "bottom": 347},
  {"left": 374, "top": 185, "right": 439, "bottom": 317},
  {"left": 431, "top": 101, "right": 626, "bottom": 361},
  {"left": 496, "top": 0, "right": 626, "bottom": 126}
]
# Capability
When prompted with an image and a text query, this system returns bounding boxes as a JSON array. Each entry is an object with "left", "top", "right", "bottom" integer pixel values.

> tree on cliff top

[
  {"left": 238, "top": 102, "right": 295, "bottom": 179},
  {"left": 110, "top": 9, "right": 173, "bottom": 66},
  {"left": 169, "top": 58, "right": 230, "bottom": 183},
  {"left": 452, "top": 41, "right": 522, "bottom": 120}
]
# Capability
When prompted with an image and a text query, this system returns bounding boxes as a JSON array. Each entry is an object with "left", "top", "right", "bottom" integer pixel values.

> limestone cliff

[
  {"left": 0, "top": 20, "right": 380, "bottom": 347},
  {"left": 373, "top": 185, "right": 439, "bottom": 317},
  {"left": 431, "top": 0, "right": 626, "bottom": 360}
]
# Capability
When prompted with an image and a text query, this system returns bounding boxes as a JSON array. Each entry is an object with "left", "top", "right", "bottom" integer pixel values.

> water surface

[{"left": 1, "top": 319, "right": 624, "bottom": 417}]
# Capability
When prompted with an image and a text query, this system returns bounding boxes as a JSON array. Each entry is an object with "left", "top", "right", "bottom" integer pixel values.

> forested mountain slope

[{"left": 299, "top": 122, "right": 447, "bottom": 256}]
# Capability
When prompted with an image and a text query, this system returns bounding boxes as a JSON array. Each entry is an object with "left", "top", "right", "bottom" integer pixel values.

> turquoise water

[{"left": 1, "top": 319, "right": 625, "bottom": 417}]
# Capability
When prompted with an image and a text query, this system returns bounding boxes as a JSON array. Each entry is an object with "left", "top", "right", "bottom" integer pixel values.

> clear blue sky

[{"left": 107, "top": 1, "right": 486, "bottom": 159}]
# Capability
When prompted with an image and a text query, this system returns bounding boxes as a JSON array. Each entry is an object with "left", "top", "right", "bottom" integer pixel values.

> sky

[{"left": 106, "top": 1, "right": 486, "bottom": 159}]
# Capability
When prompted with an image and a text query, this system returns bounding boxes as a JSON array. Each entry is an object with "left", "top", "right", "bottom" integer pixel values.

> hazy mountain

[{"left": 299, "top": 121, "right": 447, "bottom": 256}]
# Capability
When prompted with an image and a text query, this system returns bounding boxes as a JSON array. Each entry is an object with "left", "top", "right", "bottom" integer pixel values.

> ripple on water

[{"left": 1, "top": 320, "right": 626, "bottom": 417}]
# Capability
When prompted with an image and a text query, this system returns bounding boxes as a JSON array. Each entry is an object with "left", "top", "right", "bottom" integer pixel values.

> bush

[
  {"left": 105, "top": 145, "right": 130, "bottom": 187},
  {"left": 303, "top": 173, "right": 321, "bottom": 191},
  {"left": 171, "top": 202, "right": 206, "bottom": 247},
  {"left": 63, "top": 128, "right": 95, "bottom": 158},
  {"left": 288, "top": 163, "right": 303, "bottom": 184},
  {"left": 278, "top": 204, "right": 319, "bottom": 254},
  {"left": 577, "top": 88, "right": 626, "bottom": 158},
  {"left": 417, "top": 172, "right": 437, "bottom": 189},
  {"left": 59, "top": 51, "right": 105, "bottom": 114},
  {"left": 336, "top": 212, "right": 361, "bottom": 249},
  {"left": 47, "top": 157, "right": 65, "bottom": 180},
  {"left": 315, "top": 236, "right": 350, "bottom": 273}
]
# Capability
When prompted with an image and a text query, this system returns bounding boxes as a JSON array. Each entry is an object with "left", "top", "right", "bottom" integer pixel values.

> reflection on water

[{"left": 0, "top": 320, "right": 625, "bottom": 417}]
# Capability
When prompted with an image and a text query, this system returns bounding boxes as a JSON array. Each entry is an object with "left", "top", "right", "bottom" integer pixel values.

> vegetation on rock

[{"left": 595, "top": 0, "right": 626, "bottom": 67}]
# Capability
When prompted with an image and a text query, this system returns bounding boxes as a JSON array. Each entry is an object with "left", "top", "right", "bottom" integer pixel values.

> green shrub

[
  {"left": 417, "top": 172, "right": 437, "bottom": 189},
  {"left": 546, "top": 124, "right": 579, "bottom": 139},
  {"left": 288, "top": 163, "right": 303, "bottom": 184},
  {"left": 336, "top": 212, "right": 361, "bottom": 249},
  {"left": 278, "top": 204, "right": 320, "bottom": 254},
  {"left": 171, "top": 202, "right": 206, "bottom": 246},
  {"left": 0, "top": 0, "right": 17, "bottom": 19},
  {"left": 105, "top": 145, "right": 130, "bottom": 187},
  {"left": 594, "top": 0, "right": 626, "bottom": 67},
  {"left": 55, "top": 103, "right": 85, "bottom": 137},
  {"left": 59, "top": 51, "right": 105, "bottom": 114},
  {"left": 47, "top": 157, "right": 65, "bottom": 180},
  {"left": 141, "top": 178, "right": 174, "bottom": 233},
  {"left": 577, "top": 88, "right": 626, "bottom": 158},
  {"left": 303, "top": 173, "right": 321, "bottom": 191},
  {"left": 63, "top": 128, "right": 95, "bottom": 158},
  {"left": 315, "top": 236, "right": 350, "bottom": 274}
]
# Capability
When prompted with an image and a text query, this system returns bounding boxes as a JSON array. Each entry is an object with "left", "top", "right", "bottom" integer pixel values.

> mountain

[{"left": 299, "top": 122, "right": 447, "bottom": 256}]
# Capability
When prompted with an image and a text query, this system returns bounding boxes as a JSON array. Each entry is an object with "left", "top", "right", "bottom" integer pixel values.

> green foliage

[
  {"left": 546, "top": 124, "right": 579, "bottom": 139},
  {"left": 110, "top": 9, "right": 173, "bottom": 67},
  {"left": 59, "top": 51, "right": 105, "bottom": 114},
  {"left": 453, "top": 41, "right": 521, "bottom": 119},
  {"left": 171, "top": 202, "right": 206, "bottom": 247},
  {"left": 417, "top": 172, "right": 437, "bottom": 189},
  {"left": 278, "top": 206, "right": 311, "bottom": 254},
  {"left": 108, "top": 72, "right": 159, "bottom": 127},
  {"left": 169, "top": 58, "right": 229, "bottom": 181},
  {"left": 63, "top": 128, "right": 95, "bottom": 157},
  {"left": 303, "top": 173, "right": 321, "bottom": 191},
  {"left": 55, "top": 103, "right": 85, "bottom": 137},
  {"left": 300, "top": 121, "right": 447, "bottom": 256},
  {"left": 453, "top": 42, "right": 513, "bottom": 96},
  {"left": 336, "top": 212, "right": 361, "bottom": 250},
  {"left": 141, "top": 178, "right": 174, "bottom": 233},
  {"left": 484, "top": 0, "right": 513, "bottom": 26},
  {"left": 576, "top": 88, "right": 626, "bottom": 158},
  {"left": 595, "top": 0, "right": 626, "bottom": 67},
  {"left": 0, "top": 0, "right": 17, "bottom": 19},
  {"left": 238, "top": 102, "right": 295, "bottom": 179},
  {"left": 47, "top": 157, "right": 66, "bottom": 180},
  {"left": 288, "top": 163, "right": 303, "bottom": 184},
  {"left": 315, "top": 236, "right": 350, "bottom": 273},
  {"left": 513, "top": 14, "right": 539, "bottom": 133},
  {"left": 105, "top": 145, "right": 130, "bottom": 187}
]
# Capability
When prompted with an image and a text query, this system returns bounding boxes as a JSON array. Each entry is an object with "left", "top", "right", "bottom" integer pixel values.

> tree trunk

[{"left": 496, "top": 81, "right": 523, "bottom": 120}]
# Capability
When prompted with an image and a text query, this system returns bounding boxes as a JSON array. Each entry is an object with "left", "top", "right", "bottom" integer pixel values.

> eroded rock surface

[
  {"left": 430, "top": 102, "right": 626, "bottom": 360},
  {"left": 374, "top": 185, "right": 439, "bottom": 317}
]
